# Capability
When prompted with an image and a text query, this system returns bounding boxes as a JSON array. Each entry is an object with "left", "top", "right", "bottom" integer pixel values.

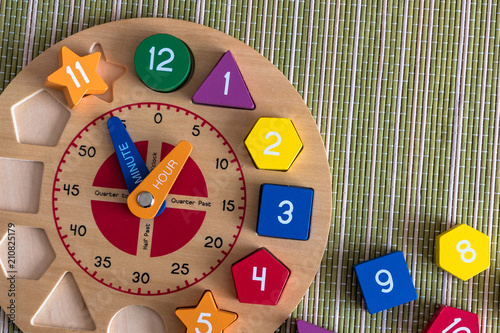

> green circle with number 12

[{"left": 134, "top": 33, "right": 192, "bottom": 92}]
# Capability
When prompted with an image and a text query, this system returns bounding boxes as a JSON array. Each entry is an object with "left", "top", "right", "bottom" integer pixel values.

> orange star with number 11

[
  {"left": 45, "top": 46, "right": 108, "bottom": 109},
  {"left": 175, "top": 290, "right": 238, "bottom": 333}
]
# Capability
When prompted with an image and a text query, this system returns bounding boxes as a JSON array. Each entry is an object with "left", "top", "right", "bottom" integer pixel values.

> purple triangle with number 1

[
  {"left": 192, "top": 51, "right": 255, "bottom": 110},
  {"left": 297, "top": 320, "right": 336, "bottom": 333}
]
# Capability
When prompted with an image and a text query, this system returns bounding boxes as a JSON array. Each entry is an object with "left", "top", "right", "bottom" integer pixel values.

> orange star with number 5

[
  {"left": 175, "top": 290, "right": 238, "bottom": 333},
  {"left": 45, "top": 46, "right": 108, "bottom": 109}
]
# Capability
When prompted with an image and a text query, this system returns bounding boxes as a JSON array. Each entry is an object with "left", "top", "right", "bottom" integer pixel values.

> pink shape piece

[
  {"left": 192, "top": 51, "right": 255, "bottom": 110},
  {"left": 423, "top": 305, "right": 479, "bottom": 333},
  {"left": 297, "top": 320, "right": 336, "bottom": 333}
]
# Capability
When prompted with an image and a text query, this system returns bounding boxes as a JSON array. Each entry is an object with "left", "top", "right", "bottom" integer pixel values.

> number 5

[{"left": 196, "top": 312, "right": 212, "bottom": 333}]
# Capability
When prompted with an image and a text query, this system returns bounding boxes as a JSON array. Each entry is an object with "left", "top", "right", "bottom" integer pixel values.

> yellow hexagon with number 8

[
  {"left": 436, "top": 224, "right": 490, "bottom": 281},
  {"left": 245, "top": 117, "right": 303, "bottom": 171}
]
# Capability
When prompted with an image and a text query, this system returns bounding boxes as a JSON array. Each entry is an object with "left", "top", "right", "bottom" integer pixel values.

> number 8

[
  {"left": 375, "top": 269, "right": 394, "bottom": 293},
  {"left": 456, "top": 240, "right": 476, "bottom": 263}
]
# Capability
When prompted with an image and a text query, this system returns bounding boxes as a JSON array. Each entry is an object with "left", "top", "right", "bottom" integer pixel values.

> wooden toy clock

[{"left": 0, "top": 19, "right": 331, "bottom": 333}]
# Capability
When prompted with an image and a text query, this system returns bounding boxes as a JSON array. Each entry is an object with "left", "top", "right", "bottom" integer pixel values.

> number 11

[{"left": 66, "top": 61, "right": 90, "bottom": 88}]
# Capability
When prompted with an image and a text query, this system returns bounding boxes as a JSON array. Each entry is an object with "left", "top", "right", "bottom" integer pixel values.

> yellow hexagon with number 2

[
  {"left": 245, "top": 117, "right": 303, "bottom": 171},
  {"left": 436, "top": 224, "right": 490, "bottom": 281}
]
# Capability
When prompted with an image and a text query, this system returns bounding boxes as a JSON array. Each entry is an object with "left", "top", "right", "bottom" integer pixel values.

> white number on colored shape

[
  {"left": 224, "top": 71, "right": 230, "bottom": 95},
  {"left": 456, "top": 240, "right": 476, "bottom": 263},
  {"left": 148, "top": 47, "right": 175, "bottom": 72},
  {"left": 263, "top": 132, "right": 281, "bottom": 156},
  {"left": 195, "top": 312, "right": 212, "bottom": 333},
  {"left": 442, "top": 317, "right": 471, "bottom": 333},
  {"left": 278, "top": 200, "right": 294, "bottom": 224},
  {"left": 252, "top": 266, "right": 266, "bottom": 291},
  {"left": 374, "top": 269, "right": 393, "bottom": 293},
  {"left": 66, "top": 61, "right": 90, "bottom": 88}
]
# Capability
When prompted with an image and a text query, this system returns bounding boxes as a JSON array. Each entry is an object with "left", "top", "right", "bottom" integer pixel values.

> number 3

[{"left": 278, "top": 200, "right": 293, "bottom": 224}]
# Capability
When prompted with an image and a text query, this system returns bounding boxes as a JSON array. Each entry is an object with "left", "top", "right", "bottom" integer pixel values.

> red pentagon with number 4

[
  {"left": 423, "top": 305, "right": 479, "bottom": 333},
  {"left": 231, "top": 248, "right": 290, "bottom": 305}
]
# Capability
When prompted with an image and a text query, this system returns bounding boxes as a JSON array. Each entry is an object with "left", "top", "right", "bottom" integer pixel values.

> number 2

[
  {"left": 149, "top": 46, "right": 175, "bottom": 72},
  {"left": 263, "top": 131, "right": 281, "bottom": 156}
]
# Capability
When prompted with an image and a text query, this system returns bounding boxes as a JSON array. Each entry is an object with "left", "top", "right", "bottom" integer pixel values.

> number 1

[{"left": 224, "top": 71, "right": 230, "bottom": 95}]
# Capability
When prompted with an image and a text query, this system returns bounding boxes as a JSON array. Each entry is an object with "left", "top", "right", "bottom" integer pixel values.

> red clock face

[{"left": 53, "top": 102, "right": 247, "bottom": 295}]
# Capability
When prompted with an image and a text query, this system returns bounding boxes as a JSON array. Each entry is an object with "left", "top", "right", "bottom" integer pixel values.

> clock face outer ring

[{"left": 0, "top": 18, "right": 332, "bottom": 333}]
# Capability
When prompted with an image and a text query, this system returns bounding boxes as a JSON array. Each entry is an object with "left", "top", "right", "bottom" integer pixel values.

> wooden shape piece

[
  {"left": 423, "top": 305, "right": 479, "bottom": 333},
  {"left": 435, "top": 224, "right": 490, "bottom": 281},
  {"left": 32, "top": 272, "right": 96, "bottom": 330},
  {"left": 91, "top": 43, "right": 126, "bottom": 103},
  {"left": 244, "top": 117, "right": 303, "bottom": 171},
  {"left": 354, "top": 251, "right": 417, "bottom": 314},
  {"left": 192, "top": 51, "right": 255, "bottom": 109},
  {"left": 231, "top": 248, "right": 290, "bottom": 305},
  {"left": 0, "top": 158, "right": 43, "bottom": 214},
  {"left": 11, "top": 90, "right": 70, "bottom": 147},
  {"left": 45, "top": 46, "right": 108, "bottom": 109},
  {"left": 175, "top": 290, "right": 238, "bottom": 333},
  {"left": 257, "top": 184, "right": 313, "bottom": 240},
  {"left": 0, "top": 226, "right": 55, "bottom": 280},
  {"left": 108, "top": 305, "right": 166, "bottom": 333}
]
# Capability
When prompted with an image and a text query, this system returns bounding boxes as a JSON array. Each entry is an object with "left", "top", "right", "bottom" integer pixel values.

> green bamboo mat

[{"left": 1, "top": 0, "right": 500, "bottom": 332}]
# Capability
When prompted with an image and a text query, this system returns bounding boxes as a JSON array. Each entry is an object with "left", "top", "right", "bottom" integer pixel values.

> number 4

[{"left": 252, "top": 266, "right": 266, "bottom": 291}]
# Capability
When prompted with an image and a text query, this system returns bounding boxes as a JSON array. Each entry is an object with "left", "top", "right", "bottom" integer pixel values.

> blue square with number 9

[
  {"left": 257, "top": 184, "right": 314, "bottom": 240},
  {"left": 354, "top": 251, "right": 417, "bottom": 314}
]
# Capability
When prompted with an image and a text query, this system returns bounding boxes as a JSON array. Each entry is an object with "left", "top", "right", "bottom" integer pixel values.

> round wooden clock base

[{"left": 0, "top": 18, "right": 331, "bottom": 333}]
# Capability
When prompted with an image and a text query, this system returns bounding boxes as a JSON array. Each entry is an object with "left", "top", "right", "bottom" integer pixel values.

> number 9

[{"left": 375, "top": 269, "right": 394, "bottom": 293}]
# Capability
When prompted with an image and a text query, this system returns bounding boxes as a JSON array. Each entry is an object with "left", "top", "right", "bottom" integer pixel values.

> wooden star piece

[
  {"left": 175, "top": 290, "right": 238, "bottom": 333},
  {"left": 45, "top": 46, "right": 108, "bottom": 109}
]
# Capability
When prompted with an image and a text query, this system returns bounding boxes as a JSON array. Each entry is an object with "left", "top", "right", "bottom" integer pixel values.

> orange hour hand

[{"left": 127, "top": 140, "right": 192, "bottom": 219}]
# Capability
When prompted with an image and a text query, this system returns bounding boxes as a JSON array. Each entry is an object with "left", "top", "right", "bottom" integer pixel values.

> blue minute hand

[{"left": 107, "top": 116, "right": 166, "bottom": 216}]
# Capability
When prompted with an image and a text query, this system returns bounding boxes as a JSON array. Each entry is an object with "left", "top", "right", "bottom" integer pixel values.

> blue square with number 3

[
  {"left": 354, "top": 251, "right": 417, "bottom": 314},
  {"left": 257, "top": 184, "right": 314, "bottom": 240}
]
